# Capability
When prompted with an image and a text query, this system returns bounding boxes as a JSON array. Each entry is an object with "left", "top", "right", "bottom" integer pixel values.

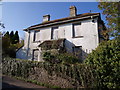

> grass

[{"left": 14, "top": 76, "right": 61, "bottom": 88}]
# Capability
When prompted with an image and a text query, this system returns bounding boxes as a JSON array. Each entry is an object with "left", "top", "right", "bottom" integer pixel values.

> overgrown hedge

[
  {"left": 2, "top": 57, "right": 97, "bottom": 88},
  {"left": 85, "top": 39, "right": 120, "bottom": 88}
]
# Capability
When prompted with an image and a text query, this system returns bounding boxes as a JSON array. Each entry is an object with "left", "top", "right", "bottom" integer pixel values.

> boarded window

[
  {"left": 73, "top": 22, "right": 82, "bottom": 38},
  {"left": 32, "top": 49, "right": 39, "bottom": 61},
  {"left": 51, "top": 27, "right": 59, "bottom": 40},
  {"left": 33, "top": 31, "right": 40, "bottom": 41}
]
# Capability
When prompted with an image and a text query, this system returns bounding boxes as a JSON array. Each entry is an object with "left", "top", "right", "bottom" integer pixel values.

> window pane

[
  {"left": 73, "top": 23, "right": 82, "bottom": 37},
  {"left": 34, "top": 31, "right": 40, "bottom": 41},
  {"left": 33, "top": 50, "right": 39, "bottom": 61},
  {"left": 51, "top": 27, "right": 59, "bottom": 39},
  {"left": 74, "top": 24, "right": 81, "bottom": 37}
]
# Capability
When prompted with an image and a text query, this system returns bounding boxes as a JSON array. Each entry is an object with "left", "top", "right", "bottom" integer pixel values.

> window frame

[
  {"left": 72, "top": 22, "right": 83, "bottom": 38},
  {"left": 32, "top": 49, "right": 39, "bottom": 61},
  {"left": 33, "top": 30, "right": 40, "bottom": 42},
  {"left": 51, "top": 26, "right": 59, "bottom": 40}
]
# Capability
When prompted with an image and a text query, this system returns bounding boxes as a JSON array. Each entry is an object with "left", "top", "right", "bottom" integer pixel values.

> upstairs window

[
  {"left": 33, "top": 30, "right": 40, "bottom": 42},
  {"left": 72, "top": 22, "right": 83, "bottom": 38},
  {"left": 51, "top": 26, "right": 59, "bottom": 40}
]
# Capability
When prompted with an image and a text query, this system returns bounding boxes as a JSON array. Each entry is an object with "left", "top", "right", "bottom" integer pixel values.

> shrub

[
  {"left": 56, "top": 53, "right": 79, "bottom": 64},
  {"left": 85, "top": 38, "right": 120, "bottom": 88},
  {"left": 2, "top": 57, "right": 96, "bottom": 88},
  {"left": 43, "top": 51, "right": 79, "bottom": 64}
]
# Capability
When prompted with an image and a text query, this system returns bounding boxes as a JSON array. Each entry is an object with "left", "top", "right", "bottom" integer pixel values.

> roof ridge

[{"left": 24, "top": 12, "right": 100, "bottom": 31}]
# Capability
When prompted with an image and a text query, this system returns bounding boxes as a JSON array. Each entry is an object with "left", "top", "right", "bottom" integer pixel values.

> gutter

[{"left": 24, "top": 14, "right": 100, "bottom": 31}]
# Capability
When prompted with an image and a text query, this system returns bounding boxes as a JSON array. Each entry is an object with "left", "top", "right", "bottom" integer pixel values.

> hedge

[
  {"left": 2, "top": 57, "right": 97, "bottom": 88},
  {"left": 85, "top": 39, "right": 120, "bottom": 88}
]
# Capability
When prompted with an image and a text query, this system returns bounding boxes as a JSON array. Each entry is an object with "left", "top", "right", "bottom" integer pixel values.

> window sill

[
  {"left": 33, "top": 41, "right": 41, "bottom": 43},
  {"left": 72, "top": 36, "right": 84, "bottom": 38}
]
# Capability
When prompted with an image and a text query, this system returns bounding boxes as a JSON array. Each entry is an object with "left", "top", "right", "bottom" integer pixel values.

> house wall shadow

[
  {"left": 64, "top": 39, "right": 88, "bottom": 62},
  {"left": 16, "top": 47, "right": 33, "bottom": 60}
]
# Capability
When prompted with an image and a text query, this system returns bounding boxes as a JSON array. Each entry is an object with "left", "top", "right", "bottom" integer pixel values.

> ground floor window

[{"left": 32, "top": 49, "right": 39, "bottom": 61}]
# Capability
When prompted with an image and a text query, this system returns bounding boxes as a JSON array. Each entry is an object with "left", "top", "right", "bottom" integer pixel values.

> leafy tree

[
  {"left": 2, "top": 31, "right": 23, "bottom": 58},
  {"left": 2, "top": 33, "right": 11, "bottom": 57},
  {"left": 98, "top": 2, "right": 120, "bottom": 38},
  {"left": 4, "top": 31, "right": 9, "bottom": 37},
  {"left": 10, "top": 31, "right": 14, "bottom": 44},
  {"left": 85, "top": 39, "right": 120, "bottom": 88},
  {"left": 13, "top": 31, "right": 19, "bottom": 44}
]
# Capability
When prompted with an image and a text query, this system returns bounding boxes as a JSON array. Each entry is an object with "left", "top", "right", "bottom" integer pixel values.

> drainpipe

[{"left": 27, "top": 29, "right": 30, "bottom": 59}]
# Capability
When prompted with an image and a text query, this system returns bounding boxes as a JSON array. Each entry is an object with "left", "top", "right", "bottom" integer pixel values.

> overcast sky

[{"left": 2, "top": 2, "right": 107, "bottom": 39}]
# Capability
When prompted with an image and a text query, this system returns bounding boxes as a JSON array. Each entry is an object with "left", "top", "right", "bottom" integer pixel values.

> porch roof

[{"left": 38, "top": 38, "right": 65, "bottom": 50}]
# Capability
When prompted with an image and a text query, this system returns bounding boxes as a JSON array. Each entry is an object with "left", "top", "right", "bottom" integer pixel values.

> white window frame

[
  {"left": 33, "top": 30, "right": 40, "bottom": 42},
  {"left": 51, "top": 26, "right": 59, "bottom": 40},
  {"left": 72, "top": 22, "right": 83, "bottom": 38}
]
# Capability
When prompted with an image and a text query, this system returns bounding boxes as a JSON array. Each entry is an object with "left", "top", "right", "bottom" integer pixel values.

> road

[{"left": 2, "top": 75, "right": 48, "bottom": 90}]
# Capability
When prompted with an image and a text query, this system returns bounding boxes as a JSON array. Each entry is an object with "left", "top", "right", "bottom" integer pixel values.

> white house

[{"left": 16, "top": 6, "right": 106, "bottom": 61}]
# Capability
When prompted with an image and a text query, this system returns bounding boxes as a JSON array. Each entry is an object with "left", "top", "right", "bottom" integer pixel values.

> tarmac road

[{"left": 2, "top": 75, "right": 48, "bottom": 90}]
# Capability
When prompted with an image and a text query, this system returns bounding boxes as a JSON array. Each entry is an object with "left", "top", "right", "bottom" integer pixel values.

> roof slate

[{"left": 24, "top": 13, "right": 100, "bottom": 31}]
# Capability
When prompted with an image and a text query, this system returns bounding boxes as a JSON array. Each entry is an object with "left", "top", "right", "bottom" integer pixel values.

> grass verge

[{"left": 10, "top": 75, "right": 61, "bottom": 88}]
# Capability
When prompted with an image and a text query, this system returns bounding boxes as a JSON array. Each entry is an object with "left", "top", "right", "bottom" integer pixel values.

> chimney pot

[{"left": 43, "top": 14, "right": 50, "bottom": 22}]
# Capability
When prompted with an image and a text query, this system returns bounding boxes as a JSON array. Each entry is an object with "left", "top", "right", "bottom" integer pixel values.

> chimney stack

[
  {"left": 43, "top": 14, "right": 50, "bottom": 22},
  {"left": 69, "top": 6, "right": 77, "bottom": 17}
]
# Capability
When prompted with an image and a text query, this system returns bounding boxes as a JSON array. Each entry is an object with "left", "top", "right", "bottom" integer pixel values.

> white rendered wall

[{"left": 16, "top": 18, "right": 99, "bottom": 61}]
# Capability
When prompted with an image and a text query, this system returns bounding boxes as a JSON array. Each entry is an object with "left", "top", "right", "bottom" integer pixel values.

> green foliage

[
  {"left": 2, "top": 35, "right": 11, "bottom": 50},
  {"left": 56, "top": 53, "right": 79, "bottom": 64},
  {"left": 85, "top": 39, "right": 120, "bottom": 88},
  {"left": 2, "top": 57, "right": 96, "bottom": 88},
  {"left": 43, "top": 51, "right": 56, "bottom": 63},
  {"left": 14, "top": 76, "right": 61, "bottom": 88},
  {"left": 98, "top": 2, "right": 120, "bottom": 38},
  {"left": 10, "top": 31, "right": 14, "bottom": 44},
  {"left": 13, "top": 31, "right": 19, "bottom": 44},
  {"left": 43, "top": 51, "right": 79, "bottom": 64},
  {"left": 2, "top": 31, "right": 23, "bottom": 58},
  {"left": 4, "top": 31, "right": 9, "bottom": 37}
]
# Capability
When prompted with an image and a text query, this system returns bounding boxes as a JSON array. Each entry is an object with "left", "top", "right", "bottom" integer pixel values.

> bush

[
  {"left": 85, "top": 39, "right": 120, "bottom": 88},
  {"left": 2, "top": 57, "right": 96, "bottom": 88},
  {"left": 56, "top": 53, "right": 79, "bottom": 64},
  {"left": 42, "top": 51, "right": 58, "bottom": 64},
  {"left": 43, "top": 51, "right": 79, "bottom": 64}
]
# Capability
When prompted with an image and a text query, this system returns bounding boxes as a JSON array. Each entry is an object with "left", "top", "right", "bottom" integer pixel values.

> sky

[{"left": 2, "top": 2, "right": 107, "bottom": 39}]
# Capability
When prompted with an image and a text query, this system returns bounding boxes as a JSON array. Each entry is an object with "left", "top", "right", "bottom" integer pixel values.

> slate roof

[{"left": 24, "top": 13, "right": 100, "bottom": 31}]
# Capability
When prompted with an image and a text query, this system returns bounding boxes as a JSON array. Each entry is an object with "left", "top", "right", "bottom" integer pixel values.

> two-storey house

[{"left": 16, "top": 6, "right": 106, "bottom": 61}]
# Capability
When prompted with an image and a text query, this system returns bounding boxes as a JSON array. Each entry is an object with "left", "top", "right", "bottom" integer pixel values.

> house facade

[{"left": 16, "top": 6, "right": 105, "bottom": 61}]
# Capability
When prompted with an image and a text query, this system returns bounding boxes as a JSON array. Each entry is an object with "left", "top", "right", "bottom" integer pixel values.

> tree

[
  {"left": 2, "top": 31, "right": 23, "bottom": 58},
  {"left": 10, "top": 31, "right": 14, "bottom": 44},
  {"left": 13, "top": 31, "right": 19, "bottom": 44},
  {"left": 4, "top": 31, "right": 9, "bottom": 37},
  {"left": 98, "top": 2, "right": 120, "bottom": 38},
  {"left": 2, "top": 33, "right": 11, "bottom": 57},
  {"left": 85, "top": 39, "right": 120, "bottom": 88}
]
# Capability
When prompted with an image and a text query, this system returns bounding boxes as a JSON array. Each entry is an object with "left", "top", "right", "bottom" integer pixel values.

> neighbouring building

[{"left": 16, "top": 6, "right": 106, "bottom": 62}]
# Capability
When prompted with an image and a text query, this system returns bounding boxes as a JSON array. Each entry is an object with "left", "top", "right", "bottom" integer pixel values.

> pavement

[{"left": 2, "top": 75, "right": 50, "bottom": 90}]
